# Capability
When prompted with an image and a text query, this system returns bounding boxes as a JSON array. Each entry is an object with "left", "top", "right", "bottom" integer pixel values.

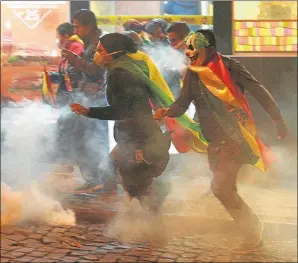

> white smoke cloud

[{"left": 1, "top": 101, "right": 76, "bottom": 226}]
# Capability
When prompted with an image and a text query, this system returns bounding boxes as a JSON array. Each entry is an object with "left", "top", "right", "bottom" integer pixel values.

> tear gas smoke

[
  {"left": 1, "top": 101, "right": 78, "bottom": 226},
  {"left": 147, "top": 44, "right": 186, "bottom": 74},
  {"left": 1, "top": 182, "right": 75, "bottom": 226}
]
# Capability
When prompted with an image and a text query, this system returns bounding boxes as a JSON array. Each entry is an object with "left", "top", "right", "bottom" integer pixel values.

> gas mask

[
  {"left": 184, "top": 32, "right": 209, "bottom": 66},
  {"left": 94, "top": 50, "right": 123, "bottom": 66}
]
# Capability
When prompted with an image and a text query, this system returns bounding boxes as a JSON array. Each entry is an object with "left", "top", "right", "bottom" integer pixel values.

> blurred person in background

[
  {"left": 154, "top": 29, "right": 288, "bottom": 253},
  {"left": 167, "top": 21, "right": 190, "bottom": 52},
  {"left": 123, "top": 19, "right": 152, "bottom": 47},
  {"left": 144, "top": 18, "right": 170, "bottom": 46},
  {"left": 48, "top": 22, "right": 84, "bottom": 106},
  {"left": 123, "top": 31, "right": 146, "bottom": 52},
  {"left": 61, "top": 9, "right": 112, "bottom": 194},
  {"left": 70, "top": 33, "right": 171, "bottom": 213},
  {"left": 158, "top": 21, "right": 192, "bottom": 99}
]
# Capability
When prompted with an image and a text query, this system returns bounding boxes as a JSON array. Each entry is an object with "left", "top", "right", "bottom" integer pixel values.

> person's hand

[
  {"left": 153, "top": 108, "right": 170, "bottom": 120},
  {"left": 275, "top": 119, "right": 288, "bottom": 140},
  {"left": 61, "top": 48, "right": 78, "bottom": 62},
  {"left": 70, "top": 103, "right": 89, "bottom": 116}
]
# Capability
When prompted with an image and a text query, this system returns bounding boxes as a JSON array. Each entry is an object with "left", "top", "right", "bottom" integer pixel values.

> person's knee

[{"left": 211, "top": 178, "right": 232, "bottom": 201}]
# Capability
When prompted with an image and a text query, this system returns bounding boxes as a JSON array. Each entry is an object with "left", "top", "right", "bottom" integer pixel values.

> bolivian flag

[
  {"left": 126, "top": 51, "right": 208, "bottom": 153},
  {"left": 42, "top": 68, "right": 56, "bottom": 105},
  {"left": 188, "top": 53, "right": 276, "bottom": 172}
]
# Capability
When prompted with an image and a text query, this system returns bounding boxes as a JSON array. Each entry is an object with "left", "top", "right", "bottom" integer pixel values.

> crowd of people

[{"left": 50, "top": 9, "right": 288, "bottom": 253}]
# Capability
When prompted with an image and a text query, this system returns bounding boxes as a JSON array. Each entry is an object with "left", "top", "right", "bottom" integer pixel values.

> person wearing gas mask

[
  {"left": 154, "top": 30, "right": 288, "bottom": 253},
  {"left": 70, "top": 33, "right": 171, "bottom": 213},
  {"left": 60, "top": 10, "right": 111, "bottom": 194}
]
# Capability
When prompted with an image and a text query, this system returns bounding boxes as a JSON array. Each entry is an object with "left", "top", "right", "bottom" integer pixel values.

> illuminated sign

[{"left": 2, "top": 1, "right": 67, "bottom": 29}]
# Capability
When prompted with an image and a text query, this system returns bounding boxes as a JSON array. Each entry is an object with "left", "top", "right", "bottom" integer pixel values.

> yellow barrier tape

[{"left": 96, "top": 15, "right": 213, "bottom": 26}]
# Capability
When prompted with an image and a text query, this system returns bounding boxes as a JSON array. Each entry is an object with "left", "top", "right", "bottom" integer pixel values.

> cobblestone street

[
  {"left": 1, "top": 220, "right": 297, "bottom": 263},
  {"left": 1, "top": 174, "right": 297, "bottom": 263}
]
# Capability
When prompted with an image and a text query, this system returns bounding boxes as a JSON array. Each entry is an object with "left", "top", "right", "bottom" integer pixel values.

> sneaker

[
  {"left": 231, "top": 221, "right": 264, "bottom": 254},
  {"left": 74, "top": 182, "right": 104, "bottom": 194}
]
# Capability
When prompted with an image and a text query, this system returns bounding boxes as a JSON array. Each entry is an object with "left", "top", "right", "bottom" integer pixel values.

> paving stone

[
  {"left": 38, "top": 247, "right": 57, "bottom": 252},
  {"left": 176, "top": 258, "right": 196, "bottom": 263},
  {"left": 157, "top": 258, "right": 175, "bottom": 262},
  {"left": 214, "top": 255, "right": 231, "bottom": 262},
  {"left": 195, "top": 256, "right": 214, "bottom": 262},
  {"left": 85, "top": 242, "right": 106, "bottom": 247},
  {"left": 64, "top": 232, "right": 78, "bottom": 237},
  {"left": 70, "top": 250, "right": 89, "bottom": 257},
  {"left": 1, "top": 254, "right": 16, "bottom": 259},
  {"left": 0, "top": 258, "right": 11, "bottom": 263},
  {"left": 98, "top": 257, "right": 118, "bottom": 262},
  {"left": 1, "top": 227, "right": 16, "bottom": 235},
  {"left": 28, "top": 251, "right": 49, "bottom": 258},
  {"left": 119, "top": 255, "right": 138, "bottom": 262},
  {"left": 52, "top": 228, "right": 67, "bottom": 233},
  {"left": 180, "top": 253, "right": 198, "bottom": 258},
  {"left": 14, "top": 247, "right": 34, "bottom": 253},
  {"left": 125, "top": 251, "right": 149, "bottom": 257},
  {"left": 28, "top": 233, "right": 43, "bottom": 240},
  {"left": 31, "top": 258, "right": 55, "bottom": 263},
  {"left": 139, "top": 256, "right": 158, "bottom": 262},
  {"left": 6, "top": 235, "right": 26, "bottom": 242},
  {"left": 14, "top": 256, "right": 35, "bottom": 262},
  {"left": 1, "top": 237, "right": 18, "bottom": 248},
  {"left": 9, "top": 251, "right": 25, "bottom": 258},
  {"left": 54, "top": 248, "right": 71, "bottom": 254},
  {"left": 46, "top": 232, "right": 63, "bottom": 238},
  {"left": 82, "top": 254, "right": 101, "bottom": 260},
  {"left": 46, "top": 253, "right": 67, "bottom": 260},
  {"left": 81, "top": 246, "right": 98, "bottom": 251},
  {"left": 41, "top": 237, "right": 57, "bottom": 244},
  {"left": 60, "top": 256, "right": 79, "bottom": 262},
  {"left": 23, "top": 241, "right": 44, "bottom": 248},
  {"left": 160, "top": 253, "right": 177, "bottom": 259},
  {"left": 232, "top": 255, "right": 254, "bottom": 262}
]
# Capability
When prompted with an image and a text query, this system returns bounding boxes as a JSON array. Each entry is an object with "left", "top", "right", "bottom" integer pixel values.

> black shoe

[{"left": 74, "top": 182, "right": 104, "bottom": 194}]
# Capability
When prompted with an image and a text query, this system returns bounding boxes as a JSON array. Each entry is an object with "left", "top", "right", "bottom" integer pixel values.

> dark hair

[
  {"left": 56, "top": 22, "right": 74, "bottom": 36},
  {"left": 123, "top": 19, "right": 144, "bottom": 33},
  {"left": 100, "top": 33, "right": 138, "bottom": 59},
  {"left": 73, "top": 9, "right": 99, "bottom": 31},
  {"left": 167, "top": 22, "right": 190, "bottom": 40},
  {"left": 145, "top": 19, "right": 168, "bottom": 34},
  {"left": 196, "top": 29, "right": 216, "bottom": 48}
]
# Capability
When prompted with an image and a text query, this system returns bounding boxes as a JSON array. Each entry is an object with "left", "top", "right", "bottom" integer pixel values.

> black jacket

[{"left": 86, "top": 67, "right": 165, "bottom": 146}]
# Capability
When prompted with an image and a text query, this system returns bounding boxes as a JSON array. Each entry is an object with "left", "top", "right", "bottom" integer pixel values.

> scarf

[
  {"left": 189, "top": 52, "right": 276, "bottom": 171},
  {"left": 107, "top": 53, "right": 208, "bottom": 153}
]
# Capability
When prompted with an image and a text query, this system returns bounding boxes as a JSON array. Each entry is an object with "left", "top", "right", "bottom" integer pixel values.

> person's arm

[
  {"left": 228, "top": 57, "right": 288, "bottom": 139},
  {"left": 166, "top": 68, "right": 194, "bottom": 117},
  {"left": 62, "top": 48, "right": 105, "bottom": 77},
  {"left": 67, "top": 42, "right": 84, "bottom": 90},
  {"left": 229, "top": 57, "right": 283, "bottom": 121},
  {"left": 86, "top": 68, "right": 146, "bottom": 120}
]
